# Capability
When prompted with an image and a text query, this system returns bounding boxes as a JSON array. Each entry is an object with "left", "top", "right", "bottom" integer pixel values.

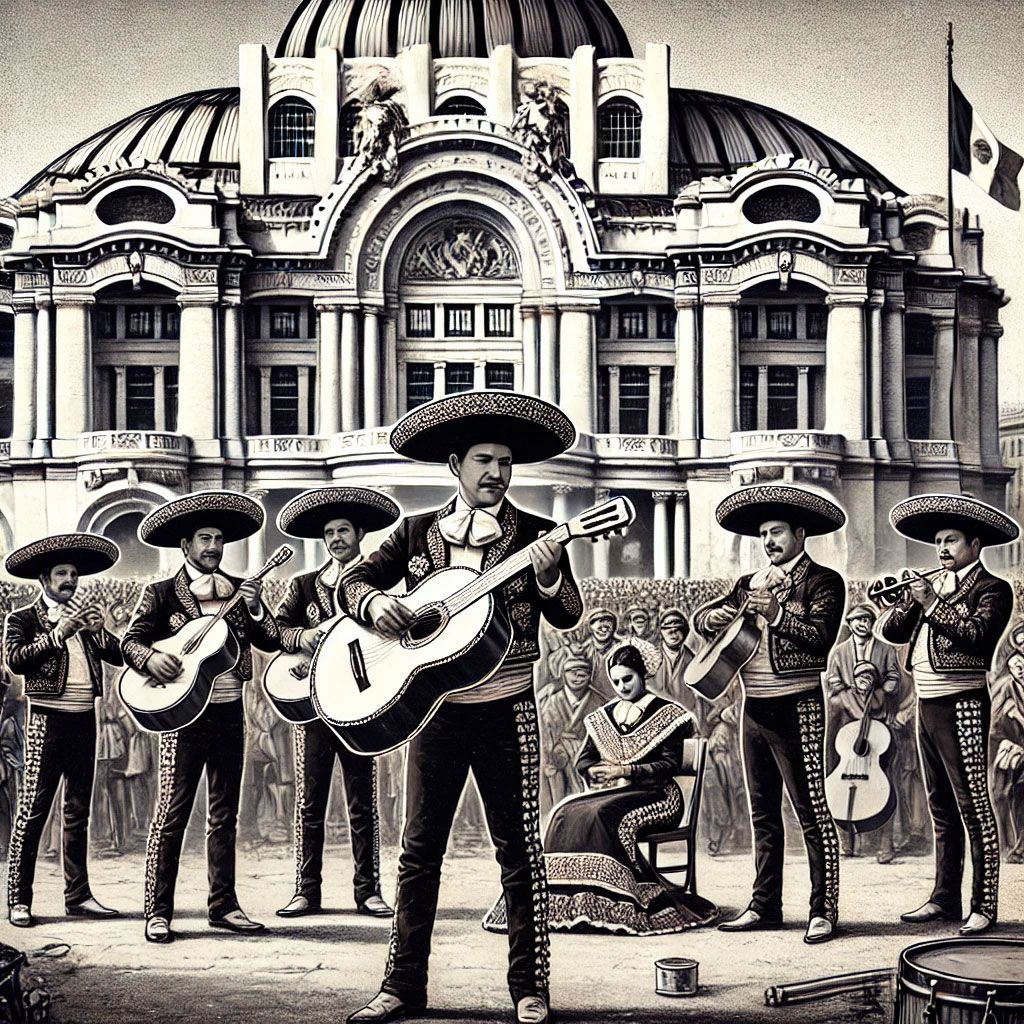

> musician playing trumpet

[{"left": 693, "top": 485, "right": 846, "bottom": 945}]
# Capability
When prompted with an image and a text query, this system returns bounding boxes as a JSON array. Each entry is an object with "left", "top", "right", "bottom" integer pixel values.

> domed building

[{"left": 0, "top": 0, "right": 1011, "bottom": 579}]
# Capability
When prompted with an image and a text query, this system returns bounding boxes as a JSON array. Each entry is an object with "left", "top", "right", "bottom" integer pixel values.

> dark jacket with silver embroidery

[
  {"left": 693, "top": 554, "right": 846, "bottom": 676},
  {"left": 121, "top": 567, "right": 279, "bottom": 680},
  {"left": 274, "top": 561, "right": 356, "bottom": 654},
  {"left": 343, "top": 498, "right": 583, "bottom": 667},
  {"left": 3, "top": 597, "right": 123, "bottom": 698},
  {"left": 880, "top": 564, "right": 1013, "bottom": 673}
]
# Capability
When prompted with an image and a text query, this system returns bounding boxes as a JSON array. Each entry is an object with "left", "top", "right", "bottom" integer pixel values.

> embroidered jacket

[
  {"left": 342, "top": 498, "right": 583, "bottom": 667},
  {"left": 273, "top": 560, "right": 359, "bottom": 654},
  {"left": 3, "top": 597, "right": 123, "bottom": 698},
  {"left": 121, "top": 567, "right": 280, "bottom": 680},
  {"left": 693, "top": 553, "right": 846, "bottom": 676},
  {"left": 879, "top": 563, "right": 1013, "bottom": 673}
]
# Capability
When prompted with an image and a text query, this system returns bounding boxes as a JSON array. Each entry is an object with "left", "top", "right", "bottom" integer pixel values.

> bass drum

[{"left": 894, "top": 938, "right": 1024, "bottom": 1024}]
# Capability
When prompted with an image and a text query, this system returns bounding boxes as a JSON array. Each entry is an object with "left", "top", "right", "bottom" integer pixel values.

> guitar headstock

[
  {"left": 564, "top": 496, "right": 636, "bottom": 541},
  {"left": 267, "top": 545, "right": 294, "bottom": 569}
]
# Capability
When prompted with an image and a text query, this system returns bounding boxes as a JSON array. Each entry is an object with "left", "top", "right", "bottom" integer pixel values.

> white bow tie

[
  {"left": 46, "top": 604, "right": 73, "bottom": 624},
  {"left": 189, "top": 573, "right": 235, "bottom": 601},
  {"left": 438, "top": 508, "right": 503, "bottom": 548},
  {"left": 612, "top": 700, "right": 643, "bottom": 727}
]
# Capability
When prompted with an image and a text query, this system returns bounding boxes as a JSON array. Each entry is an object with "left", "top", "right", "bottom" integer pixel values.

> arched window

[
  {"left": 598, "top": 98, "right": 642, "bottom": 159},
  {"left": 341, "top": 103, "right": 360, "bottom": 157},
  {"left": 435, "top": 95, "right": 486, "bottom": 117},
  {"left": 269, "top": 98, "right": 316, "bottom": 159}
]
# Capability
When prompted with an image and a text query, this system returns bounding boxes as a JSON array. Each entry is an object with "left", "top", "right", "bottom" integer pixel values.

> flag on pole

[{"left": 951, "top": 79, "right": 1023, "bottom": 211}]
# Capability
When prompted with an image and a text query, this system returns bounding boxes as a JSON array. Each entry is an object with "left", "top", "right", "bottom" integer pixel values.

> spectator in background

[
  {"left": 623, "top": 605, "right": 654, "bottom": 644},
  {"left": 93, "top": 686, "right": 130, "bottom": 854},
  {"left": 992, "top": 651, "right": 1024, "bottom": 863},
  {"left": 580, "top": 609, "right": 620, "bottom": 700},
  {"left": 0, "top": 691, "right": 25, "bottom": 860},
  {"left": 650, "top": 608, "right": 700, "bottom": 725},
  {"left": 702, "top": 679, "right": 746, "bottom": 856}
]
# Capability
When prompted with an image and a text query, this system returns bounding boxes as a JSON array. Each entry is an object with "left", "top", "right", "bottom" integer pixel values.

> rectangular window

[
  {"left": 405, "top": 304, "right": 434, "bottom": 338},
  {"left": 244, "top": 306, "right": 261, "bottom": 340},
  {"left": 164, "top": 366, "right": 179, "bottom": 432},
  {"left": 485, "top": 363, "right": 515, "bottom": 390},
  {"left": 0, "top": 379, "right": 11, "bottom": 438},
  {"left": 126, "top": 307, "right": 154, "bottom": 339},
  {"left": 738, "top": 307, "right": 758, "bottom": 340},
  {"left": 766, "top": 306, "right": 796, "bottom": 340},
  {"left": 445, "top": 362, "right": 474, "bottom": 394},
  {"left": 905, "top": 314, "right": 935, "bottom": 356},
  {"left": 618, "top": 306, "right": 648, "bottom": 340},
  {"left": 618, "top": 366, "right": 649, "bottom": 434},
  {"left": 270, "top": 366, "right": 299, "bottom": 434},
  {"left": 739, "top": 366, "right": 759, "bottom": 432},
  {"left": 444, "top": 305, "right": 475, "bottom": 338},
  {"left": 805, "top": 305, "right": 828, "bottom": 339},
  {"left": 906, "top": 377, "right": 931, "bottom": 438},
  {"left": 597, "top": 307, "right": 612, "bottom": 338},
  {"left": 270, "top": 306, "right": 301, "bottom": 339},
  {"left": 96, "top": 306, "right": 117, "bottom": 339},
  {"left": 767, "top": 366, "right": 798, "bottom": 429},
  {"left": 161, "top": 305, "right": 180, "bottom": 339},
  {"left": 655, "top": 306, "right": 676, "bottom": 339},
  {"left": 126, "top": 366, "right": 156, "bottom": 431},
  {"left": 598, "top": 366, "right": 610, "bottom": 433},
  {"left": 659, "top": 367, "right": 674, "bottom": 435},
  {"left": 406, "top": 363, "right": 434, "bottom": 409},
  {"left": 484, "top": 305, "right": 514, "bottom": 338}
]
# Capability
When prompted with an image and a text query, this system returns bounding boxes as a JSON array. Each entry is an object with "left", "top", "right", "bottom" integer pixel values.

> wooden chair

[{"left": 644, "top": 736, "right": 708, "bottom": 896}]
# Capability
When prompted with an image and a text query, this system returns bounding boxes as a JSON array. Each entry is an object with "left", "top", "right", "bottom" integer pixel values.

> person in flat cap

[
  {"left": 693, "top": 484, "right": 846, "bottom": 945},
  {"left": 120, "top": 490, "right": 280, "bottom": 945},
  {"left": 578, "top": 608, "right": 621, "bottom": 700},
  {"left": 3, "top": 533, "right": 122, "bottom": 928},
  {"left": 877, "top": 493, "right": 1018, "bottom": 936},
  {"left": 343, "top": 391, "right": 583, "bottom": 1024},
  {"left": 623, "top": 604, "right": 654, "bottom": 644},
  {"left": 650, "top": 607, "right": 701, "bottom": 724},
  {"left": 273, "top": 486, "right": 401, "bottom": 921}
]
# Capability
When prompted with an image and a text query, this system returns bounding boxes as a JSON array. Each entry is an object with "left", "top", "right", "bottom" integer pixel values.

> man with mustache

[
  {"left": 694, "top": 485, "right": 845, "bottom": 945},
  {"left": 273, "top": 486, "right": 401, "bottom": 919},
  {"left": 3, "top": 533, "right": 123, "bottom": 928},
  {"left": 878, "top": 494, "right": 1017, "bottom": 935}
]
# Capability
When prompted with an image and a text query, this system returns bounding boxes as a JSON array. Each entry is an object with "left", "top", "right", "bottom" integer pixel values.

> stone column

[
  {"left": 796, "top": 366, "right": 810, "bottom": 429},
  {"left": 539, "top": 307, "right": 558, "bottom": 403},
  {"left": 652, "top": 491, "right": 671, "bottom": 580},
  {"left": 868, "top": 291, "right": 884, "bottom": 438},
  {"left": 559, "top": 306, "right": 596, "bottom": 434},
  {"left": 979, "top": 323, "right": 1002, "bottom": 465},
  {"left": 316, "top": 303, "right": 342, "bottom": 434},
  {"left": 824, "top": 296, "right": 867, "bottom": 439},
  {"left": 382, "top": 311, "right": 399, "bottom": 424},
  {"left": 176, "top": 300, "right": 218, "bottom": 440},
  {"left": 607, "top": 366, "right": 620, "bottom": 432},
  {"left": 297, "top": 366, "right": 311, "bottom": 433},
  {"left": 521, "top": 307, "right": 539, "bottom": 396},
  {"left": 246, "top": 489, "right": 269, "bottom": 571},
  {"left": 930, "top": 313, "right": 956, "bottom": 439},
  {"left": 954, "top": 318, "right": 981, "bottom": 465},
  {"left": 673, "top": 298, "right": 698, "bottom": 441},
  {"left": 647, "top": 366, "right": 661, "bottom": 434},
  {"left": 33, "top": 298, "right": 54, "bottom": 457},
  {"left": 154, "top": 366, "right": 166, "bottom": 431},
  {"left": 340, "top": 306, "right": 360, "bottom": 432},
  {"left": 756, "top": 364, "right": 769, "bottom": 430},
  {"left": 592, "top": 487, "right": 611, "bottom": 578},
  {"left": 701, "top": 296, "right": 738, "bottom": 439},
  {"left": 433, "top": 361, "right": 446, "bottom": 400},
  {"left": 473, "top": 359, "right": 486, "bottom": 390},
  {"left": 673, "top": 491, "right": 689, "bottom": 579},
  {"left": 259, "top": 366, "right": 273, "bottom": 433},
  {"left": 55, "top": 298, "right": 94, "bottom": 437},
  {"left": 881, "top": 291, "right": 907, "bottom": 444},
  {"left": 11, "top": 299, "right": 36, "bottom": 453},
  {"left": 363, "top": 308, "right": 381, "bottom": 427},
  {"left": 552, "top": 483, "right": 572, "bottom": 526},
  {"left": 222, "top": 301, "right": 244, "bottom": 442},
  {"left": 114, "top": 366, "right": 128, "bottom": 430}
]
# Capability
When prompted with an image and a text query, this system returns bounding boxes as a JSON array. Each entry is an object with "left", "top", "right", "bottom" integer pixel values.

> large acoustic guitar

[
  {"left": 263, "top": 611, "right": 345, "bottom": 725},
  {"left": 119, "top": 546, "right": 293, "bottom": 733},
  {"left": 311, "top": 496, "right": 635, "bottom": 756}
]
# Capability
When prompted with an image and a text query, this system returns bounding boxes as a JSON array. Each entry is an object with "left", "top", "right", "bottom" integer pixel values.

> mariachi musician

[
  {"left": 121, "top": 490, "right": 279, "bottom": 944},
  {"left": 693, "top": 485, "right": 845, "bottom": 945},
  {"left": 3, "top": 533, "right": 123, "bottom": 928},
  {"left": 878, "top": 493, "right": 1017, "bottom": 936},
  {"left": 273, "top": 486, "right": 400, "bottom": 919}
]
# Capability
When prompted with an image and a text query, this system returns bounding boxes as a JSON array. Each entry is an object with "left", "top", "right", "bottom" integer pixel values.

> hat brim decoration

[
  {"left": 5, "top": 533, "right": 120, "bottom": 579},
  {"left": 389, "top": 390, "right": 577, "bottom": 464},
  {"left": 716, "top": 485, "right": 846, "bottom": 538},
  {"left": 889, "top": 493, "right": 1019, "bottom": 548},
  {"left": 278, "top": 487, "right": 402, "bottom": 539},
  {"left": 139, "top": 490, "right": 265, "bottom": 548}
]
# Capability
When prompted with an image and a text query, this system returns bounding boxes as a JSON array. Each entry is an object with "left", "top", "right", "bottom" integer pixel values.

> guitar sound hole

[{"left": 407, "top": 608, "right": 443, "bottom": 642}]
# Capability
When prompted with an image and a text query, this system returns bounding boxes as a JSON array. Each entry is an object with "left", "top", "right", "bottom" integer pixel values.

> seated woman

[{"left": 484, "top": 641, "right": 717, "bottom": 936}]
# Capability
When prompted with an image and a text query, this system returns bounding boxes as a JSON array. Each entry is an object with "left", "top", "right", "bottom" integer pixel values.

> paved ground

[{"left": 4, "top": 842, "right": 1022, "bottom": 1024}]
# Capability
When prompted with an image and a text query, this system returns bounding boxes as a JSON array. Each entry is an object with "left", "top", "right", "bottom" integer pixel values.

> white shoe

[
  {"left": 960, "top": 912, "right": 994, "bottom": 935},
  {"left": 346, "top": 991, "right": 425, "bottom": 1023},
  {"left": 804, "top": 916, "right": 835, "bottom": 944},
  {"left": 8, "top": 904, "right": 33, "bottom": 928},
  {"left": 516, "top": 995, "right": 549, "bottom": 1024}
]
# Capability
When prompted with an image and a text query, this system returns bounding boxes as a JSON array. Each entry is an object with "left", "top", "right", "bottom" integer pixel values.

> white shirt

[
  {"left": 30, "top": 593, "right": 96, "bottom": 713},
  {"left": 318, "top": 553, "right": 362, "bottom": 615}
]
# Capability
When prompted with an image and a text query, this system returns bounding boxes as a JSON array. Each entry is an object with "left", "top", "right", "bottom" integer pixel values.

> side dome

[{"left": 276, "top": 0, "right": 632, "bottom": 59}]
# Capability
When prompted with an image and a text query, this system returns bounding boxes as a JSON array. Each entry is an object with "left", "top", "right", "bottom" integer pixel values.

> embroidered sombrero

[
  {"left": 139, "top": 490, "right": 265, "bottom": 548},
  {"left": 716, "top": 484, "right": 846, "bottom": 537},
  {"left": 389, "top": 390, "right": 576, "bottom": 464},
  {"left": 890, "top": 493, "right": 1019, "bottom": 548},
  {"left": 5, "top": 533, "right": 120, "bottom": 579},
  {"left": 278, "top": 487, "right": 402, "bottom": 538}
]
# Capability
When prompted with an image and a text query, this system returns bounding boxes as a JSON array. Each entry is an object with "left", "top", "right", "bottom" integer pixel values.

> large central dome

[{"left": 276, "top": 0, "right": 632, "bottom": 59}]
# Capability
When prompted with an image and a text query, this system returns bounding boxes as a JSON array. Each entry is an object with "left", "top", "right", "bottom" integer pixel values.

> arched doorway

[{"left": 104, "top": 512, "right": 160, "bottom": 577}]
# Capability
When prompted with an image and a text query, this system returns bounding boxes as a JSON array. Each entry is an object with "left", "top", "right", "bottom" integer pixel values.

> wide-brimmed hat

[
  {"left": 139, "top": 490, "right": 265, "bottom": 548},
  {"left": 716, "top": 485, "right": 846, "bottom": 538},
  {"left": 890, "top": 493, "right": 1019, "bottom": 548},
  {"left": 389, "top": 390, "right": 576, "bottom": 464},
  {"left": 5, "top": 533, "right": 120, "bottom": 579},
  {"left": 278, "top": 487, "right": 401, "bottom": 539}
]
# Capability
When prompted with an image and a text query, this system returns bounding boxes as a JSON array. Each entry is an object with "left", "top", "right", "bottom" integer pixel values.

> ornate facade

[{"left": 0, "top": 0, "right": 1012, "bottom": 579}]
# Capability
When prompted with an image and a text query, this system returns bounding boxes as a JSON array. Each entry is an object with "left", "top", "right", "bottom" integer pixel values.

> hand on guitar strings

[
  {"left": 368, "top": 593, "right": 416, "bottom": 639},
  {"left": 703, "top": 606, "right": 735, "bottom": 633},
  {"left": 146, "top": 651, "right": 184, "bottom": 685},
  {"left": 529, "top": 536, "right": 564, "bottom": 589},
  {"left": 298, "top": 628, "right": 321, "bottom": 656},
  {"left": 237, "top": 578, "right": 264, "bottom": 615},
  {"left": 747, "top": 588, "right": 781, "bottom": 623}
]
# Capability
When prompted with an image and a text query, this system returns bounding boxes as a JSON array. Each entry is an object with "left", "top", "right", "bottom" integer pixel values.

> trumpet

[{"left": 867, "top": 567, "right": 945, "bottom": 609}]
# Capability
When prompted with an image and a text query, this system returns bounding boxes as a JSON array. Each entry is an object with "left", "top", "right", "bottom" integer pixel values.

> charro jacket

[
  {"left": 693, "top": 553, "right": 846, "bottom": 676},
  {"left": 274, "top": 560, "right": 358, "bottom": 653},
  {"left": 3, "top": 597, "right": 123, "bottom": 698},
  {"left": 879, "top": 563, "right": 1013, "bottom": 673},
  {"left": 121, "top": 566, "right": 280, "bottom": 680},
  {"left": 342, "top": 498, "right": 583, "bottom": 667}
]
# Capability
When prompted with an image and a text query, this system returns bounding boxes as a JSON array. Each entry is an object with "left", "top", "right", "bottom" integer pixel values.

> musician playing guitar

[
  {"left": 343, "top": 391, "right": 583, "bottom": 1024},
  {"left": 692, "top": 485, "right": 845, "bottom": 945},
  {"left": 273, "top": 486, "right": 401, "bottom": 920},
  {"left": 121, "top": 490, "right": 279, "bottom": 945}
]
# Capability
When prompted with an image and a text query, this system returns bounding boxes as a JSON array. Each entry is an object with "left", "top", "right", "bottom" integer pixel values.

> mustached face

[
  {"left": 42, "top": 563, "right": 79, "bottom": 604},
  {"left": 933, "top": 529, "right": 980, "bottom": 573},
  {"left": 449, "top": 443, "right": 513, "bottom": 508},
  {"left": 182, "top": 527, "right": 225, "bottom": 572},
  {"left": 323, "top": 517, "right": 363, "bottom": 565},
  {"left": 759, "top": 519, "right": 805, "bottom": 565}
]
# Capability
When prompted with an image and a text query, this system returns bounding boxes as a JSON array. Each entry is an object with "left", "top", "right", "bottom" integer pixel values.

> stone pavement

[{"left": 3, "top": 842, "right": 1021, "bottom": 1024}]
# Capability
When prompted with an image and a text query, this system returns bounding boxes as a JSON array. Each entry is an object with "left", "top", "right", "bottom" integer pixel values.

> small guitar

[
  {"left": 263, "top": 611, "right": 345, "bottom": 725},
  {"left": 119, "top": 546, "right": 293, "bottom": 733},
  {"left": 311, "top": 496, "right": 635, "bottom": 755}
]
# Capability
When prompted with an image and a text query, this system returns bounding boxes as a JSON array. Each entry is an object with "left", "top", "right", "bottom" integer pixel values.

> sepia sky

[{"left": 1, "top": 0, "right": 1022, "bottom": 401}]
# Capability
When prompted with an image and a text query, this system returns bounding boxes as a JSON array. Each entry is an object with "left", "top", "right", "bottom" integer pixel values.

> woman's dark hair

[{"left": 607, "top": 643, "right": 648, "bottom": 680}]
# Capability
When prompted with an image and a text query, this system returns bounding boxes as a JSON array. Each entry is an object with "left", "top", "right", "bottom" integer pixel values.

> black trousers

[
  {"left": 743, "top": 690, "right": 840, "bottom": 923},
  {"left": 292, "top": 719, "right": 380, "bottom": 905},
  {"left": 382, "top": 693, "right": 547, "bottom": 1006},
  {"left": 145, "top": 701, "right": 245, "bottom": 922},
  {"left": 7, "top": 706, "right": 96, "bottom": 909},
  {"left": 917, "top": 691, "right": 999, "bottom": 919}
]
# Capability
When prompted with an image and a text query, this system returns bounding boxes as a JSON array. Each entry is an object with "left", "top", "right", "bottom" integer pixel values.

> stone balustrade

[
  {"left": 592, "top": 434, "right": 678, "bottom": 458},
  {"left": 77, "top": 431, "right": 188, "bottom": 455},
  {"left": 731, "top": 430, "right": 845, "bottom": 456},
  {"left": 909, "top": 439, "right": 959, "bottom": 463}
]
